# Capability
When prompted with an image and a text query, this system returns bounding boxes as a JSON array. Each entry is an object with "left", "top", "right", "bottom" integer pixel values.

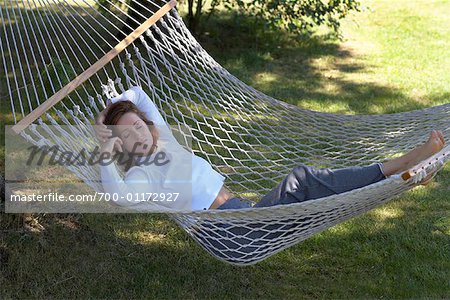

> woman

[{"left": 95, "top": 86, "right": 445, "bottom": 212}]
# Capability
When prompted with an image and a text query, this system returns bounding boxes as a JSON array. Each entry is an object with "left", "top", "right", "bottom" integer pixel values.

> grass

[{"left": 1, "top": 0, "right": 450, "bottom": 298}]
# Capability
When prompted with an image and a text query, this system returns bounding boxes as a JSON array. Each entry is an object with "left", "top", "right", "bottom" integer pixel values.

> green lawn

[{"left": 1, "top": 0, "right": 449, "bottom": 299}]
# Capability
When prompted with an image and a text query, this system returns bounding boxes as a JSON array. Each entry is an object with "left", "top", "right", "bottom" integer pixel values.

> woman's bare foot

[
  {"left": 416, "top": 130, "right": 445, "bottom": 165},
  {"left": 381, "top": 130, "right": 445, "bottom": 179},
  {"left": 410, "top": 130, "right": 445, "bottom": 185}
]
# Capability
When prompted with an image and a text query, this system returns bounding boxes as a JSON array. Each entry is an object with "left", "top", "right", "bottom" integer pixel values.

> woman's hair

[
  {"left": 103, "top": 100, "right": 158, "bottom": 172},
  {"left": 104, "top": 100, "right": 154, "bottom": 127}
]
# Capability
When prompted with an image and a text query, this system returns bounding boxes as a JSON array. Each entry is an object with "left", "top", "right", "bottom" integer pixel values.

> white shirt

[{"left": 100, "top": 86, "right": 225, "bottom": 211}]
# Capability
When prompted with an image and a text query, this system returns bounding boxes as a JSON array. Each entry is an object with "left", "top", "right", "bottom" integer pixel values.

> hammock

[{"left": 1, "top": 0, "right": 449, "bottom": 266}]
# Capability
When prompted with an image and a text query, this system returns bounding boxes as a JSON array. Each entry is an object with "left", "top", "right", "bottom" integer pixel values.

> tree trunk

[
  {"left": 187, "top": 0, "right": 203, "bottom": 35},
  {"left": 118, "top": 0, "right": 166, "bottom": 41}
]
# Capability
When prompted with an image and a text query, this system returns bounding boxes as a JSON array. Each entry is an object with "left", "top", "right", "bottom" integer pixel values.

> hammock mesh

[{"left": 1, "top": 0, "right": 449, "bottom": 265}]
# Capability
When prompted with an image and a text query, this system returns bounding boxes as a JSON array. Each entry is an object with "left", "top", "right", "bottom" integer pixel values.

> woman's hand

[
  {"left": 94, "top": 105, "right": 112, "bottom": 143},
  {"left": 100, "top": 137, "right": 124, "bottom": 158}
]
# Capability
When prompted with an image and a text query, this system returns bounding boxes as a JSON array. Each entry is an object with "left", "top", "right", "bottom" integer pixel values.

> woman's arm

[
  {"left": 97, "top": 136, "right": 160, "bottom": 210},
  {"left": 98, "top": 137, "right": 191, "bottom": 211},
  {"left": 110, "top": 86, "right": 168, "bottom": 128},
  {"left": 94, "top": 105, "right": 112, "bottom": 142},
  {"left": 100, "top": 161, "right": 192, "bottom": 212},
  {"left": 100, "top": 159, "right": 159, "bottom": 210}
]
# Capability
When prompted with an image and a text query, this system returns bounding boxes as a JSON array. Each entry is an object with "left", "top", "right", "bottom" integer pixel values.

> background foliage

[{"left": 98, "top": 0, "right": 360, "bottom": 37}]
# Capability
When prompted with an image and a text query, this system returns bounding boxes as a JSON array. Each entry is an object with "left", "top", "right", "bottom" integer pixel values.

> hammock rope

[{"left": 1, "top": 0, "right": 449, "bottom": 265}]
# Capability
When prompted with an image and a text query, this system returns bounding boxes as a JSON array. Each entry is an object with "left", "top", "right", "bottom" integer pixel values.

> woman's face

[{"left": 115, "top": 112, "right": 154, "bottom": 156}]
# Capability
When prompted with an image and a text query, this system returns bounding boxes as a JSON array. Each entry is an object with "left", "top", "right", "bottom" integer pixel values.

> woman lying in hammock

[{"left": 95, "top": 86, "right": 445, "bottom": 212}]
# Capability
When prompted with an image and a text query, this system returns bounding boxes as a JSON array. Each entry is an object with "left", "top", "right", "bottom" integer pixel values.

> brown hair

[
  {"left": 104, "top": 100, "right": 159, "bottom": 171},
  {"left": 104, "top": 100, "right": 154, "bottom": 127}
]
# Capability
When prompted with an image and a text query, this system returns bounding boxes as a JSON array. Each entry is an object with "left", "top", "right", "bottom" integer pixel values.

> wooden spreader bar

[{"left": 11, "top": 0, "right": 177, "bottom": 134}]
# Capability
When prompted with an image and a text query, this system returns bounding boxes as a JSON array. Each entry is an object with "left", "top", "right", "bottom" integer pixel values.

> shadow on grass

[
  {"left": 196, "top": 11, "right": 448, "bottom": 115},
  {"left": 1, "top": 168, "right": 449, "bottom": 298}
]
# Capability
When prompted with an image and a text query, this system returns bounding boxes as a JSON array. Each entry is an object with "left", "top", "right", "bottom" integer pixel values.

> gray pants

[
  {"left": 217, "top": 163, "right": 386, "bottom": 209},
  {"left": 204, "top": 163, "right": 386, "bottom": 262}
]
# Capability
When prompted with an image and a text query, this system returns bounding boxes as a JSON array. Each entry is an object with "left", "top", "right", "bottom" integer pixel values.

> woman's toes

[
  {"left": 437, "top": 130, "right": 445, "bottom": 145},
  {"left": 425, "top": 131, "right": 444, "bottom": 155},
  {"left": 428, "top": 130, "right": 437, "bottom": 143},
  {"left": 436, "top": 133, "right": 445, "bottom": 150}
]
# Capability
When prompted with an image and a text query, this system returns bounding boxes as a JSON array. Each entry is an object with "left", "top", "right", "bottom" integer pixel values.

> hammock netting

[{"left": 1, "top": 0, "right": 449, "bottom": 265}]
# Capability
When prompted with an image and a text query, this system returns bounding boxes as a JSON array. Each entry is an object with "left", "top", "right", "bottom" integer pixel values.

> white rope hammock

[{"left": 1, "top": 0, "right": 449, "bottom": 265}]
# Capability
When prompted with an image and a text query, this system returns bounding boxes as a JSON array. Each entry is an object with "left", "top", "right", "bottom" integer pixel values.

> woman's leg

[
  {"left": 255, "top": 130, "right": 445, "bottom": 208},
  {"left": 216, "top": 197, "right": 253, "bottom": 210},
  {"left": 254, "top": 163, "right": 386, "bottom": 207},
  {"left": 203, "top": 131, "right": 445, "bottom": 260}
]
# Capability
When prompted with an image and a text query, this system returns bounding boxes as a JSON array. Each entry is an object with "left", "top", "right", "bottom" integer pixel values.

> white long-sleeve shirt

[{"left": 100, "top": 86, "right": 225, "bottom": 211}]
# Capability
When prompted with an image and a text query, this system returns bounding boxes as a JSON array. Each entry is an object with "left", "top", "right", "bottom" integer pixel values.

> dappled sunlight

[
  {"left": 367, "top": 104, "right": 391, "bottom": 115},
  {"left": 133, "top": 231, "right": 167, "bottom": 244},
  {"left": 296, "top": 99, "right": 351, "bottom": 114},
  {"left": 184, "top": 100, "right": 279, "bottom": 124},
  {"left": 253, "top": 72, "right": 279, "bottom": 86},
  {"left": 325, "top": 221, "right": 354, "bottom": 236},
  {"left": 340, "top": 40, "right": 379, "bottom": 57},
  {"left": 56, "top": 217, "right": 82, "bottom": 230},
  {"left": 112, "top": 216, "right": 183, "bottom": 243},
  {"left": 223, "top": 57, "right": 246, "bottom": 72},
  {"left": 197, "top": 0, "right": 450, "bottom": 117},
  {"left": 1, "top": 0, "right": 449, "bottom": 298},
  {"left": 410, "top": 181, "right": 440, "bottom": 195},
  {"left": 315, "top": 204, "right": 404, "bottom": 240},
  {"left": 371, "top": 206, "right": 404, "bottom": 222},
  {"left": 432, "top": 216, "right": 450, "bottom": 236}
]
